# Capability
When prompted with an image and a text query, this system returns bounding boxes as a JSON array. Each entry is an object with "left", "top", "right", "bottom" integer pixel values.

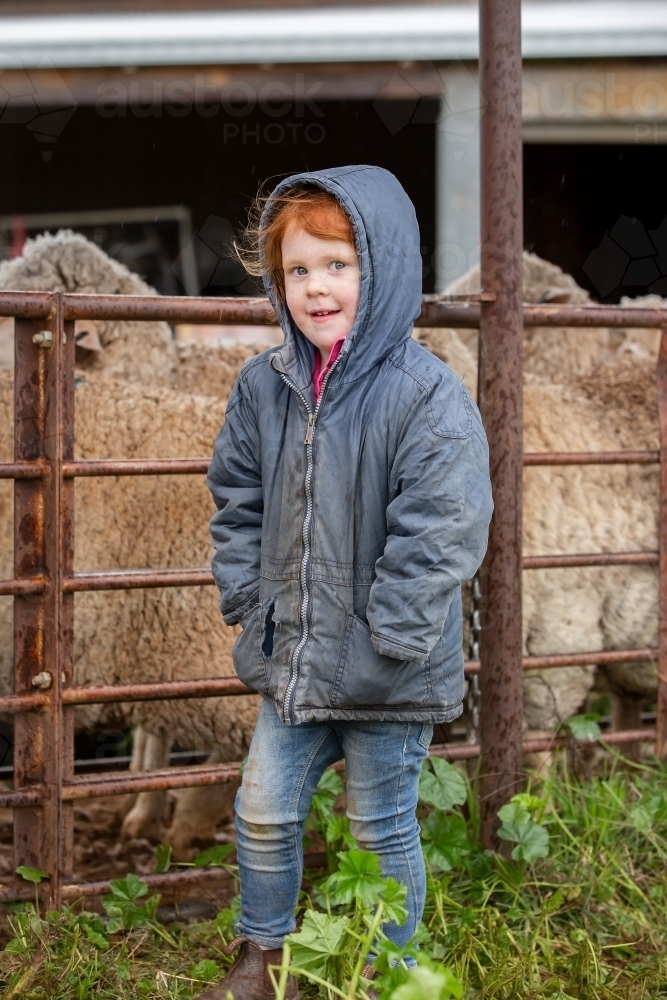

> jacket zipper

[{"left": 277, "top": 353, "right": 343, "bottom": 722}]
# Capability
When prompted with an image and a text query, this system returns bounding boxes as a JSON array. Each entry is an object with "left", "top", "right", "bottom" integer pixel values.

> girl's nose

[{"left": 306, "top": 274, "right": 328, "bottom": 296}]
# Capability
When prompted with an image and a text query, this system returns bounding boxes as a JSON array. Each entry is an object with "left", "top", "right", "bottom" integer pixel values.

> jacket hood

[{"left": 262, "top": 165, "right": 423, "bottom": 392}]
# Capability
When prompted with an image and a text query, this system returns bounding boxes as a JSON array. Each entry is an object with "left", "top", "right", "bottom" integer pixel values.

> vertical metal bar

[
  {"left": 657, "top": 327, "right": 667, "bottom": 759},
  {"left": 477, "top": 0, "right": 524, "bottom": 848},
  {"left": 59, "top": 313, "right": 76, "bottom": 885},
  {"left": 42, "top": 293, "right": 73, "bottom": 904},
  {"left": 13, "top": 308, "right": 53, "bottom": 899},
  {"left": 13, "top": 296, "right": 72, "bottom": 907}
]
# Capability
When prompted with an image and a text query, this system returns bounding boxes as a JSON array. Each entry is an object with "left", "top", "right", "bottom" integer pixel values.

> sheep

[
  {"left": 414, "top": 252, "right": 663, "bottom": 398},
  {"left": 0, "top": 368, "right": 261, "bottom": 856},
  {"left": 1, "top": 233, "right": 662, "bottom": 859},
  {"left": 417, "top": 254, "right": 663, "bottom": 744},
  {"left": 0, "top": 232, "right": 280, "bottom": 856},
  {"left": 521, "top": 355, "right": 659, "bottom": 741},
  {"left": 0, "top": 230, "right": 177, "bottom": 384},
  {"left": 115, "top": 351, "right": 661, "bottom": 829},
  {"left": 0, "top": 230, "right": 273, "bottom": 400}
]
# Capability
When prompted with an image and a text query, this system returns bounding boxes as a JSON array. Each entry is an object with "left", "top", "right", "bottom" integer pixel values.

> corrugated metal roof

[{"left": 0, "top": 2, "right": 666, "bottom": 68}]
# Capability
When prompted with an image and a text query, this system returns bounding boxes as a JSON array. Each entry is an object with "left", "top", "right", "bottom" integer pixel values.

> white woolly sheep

[{"left": 1, "top": 235, "right": 663, "bottom": 858}]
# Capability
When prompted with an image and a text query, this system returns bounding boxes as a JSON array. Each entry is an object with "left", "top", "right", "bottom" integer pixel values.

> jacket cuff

[
  {"left": 221, "top": 589, "right": 260, "bottom": 627},
  {"left": 371, "top": 630, "right": 429, "bottom": 664}
]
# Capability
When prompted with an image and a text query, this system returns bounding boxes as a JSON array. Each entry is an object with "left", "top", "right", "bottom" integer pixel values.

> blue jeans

[{"left": 235, "top": 700, "right": 432, "bottom": 951}]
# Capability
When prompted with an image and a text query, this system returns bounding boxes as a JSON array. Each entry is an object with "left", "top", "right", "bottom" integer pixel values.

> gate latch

[
  {"left": 33, "top": 331, "right": 54, "bottom": 348},
  {"left": 31, "top": 671, "right": 53, "bottom": 690}
]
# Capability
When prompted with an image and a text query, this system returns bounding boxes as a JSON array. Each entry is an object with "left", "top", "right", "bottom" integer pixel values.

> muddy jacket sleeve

[
  {"left": 207, "top": 374, "right": 263, "bottom": 626},
  {"left": 366, "top": 377, "right": 493, "bottom": 663}
]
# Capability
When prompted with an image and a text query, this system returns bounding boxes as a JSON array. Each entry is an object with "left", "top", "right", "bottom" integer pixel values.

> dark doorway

[
  {"left": 524, "top": 144, "right": 667, "bottom": 303},
  {"left": 0, "top": 100, "right": 437, "bottom": 294}
]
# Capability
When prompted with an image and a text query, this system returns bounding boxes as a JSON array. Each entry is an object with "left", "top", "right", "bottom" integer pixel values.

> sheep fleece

[{"left": 0, "top": 370, "right": 259, "bottom": 757}]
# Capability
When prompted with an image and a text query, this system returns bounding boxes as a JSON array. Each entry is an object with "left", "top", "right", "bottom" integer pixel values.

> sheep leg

[
  {"left": 165, "top": 749, "right": 241, "bottom": 861},
  {"left": 108, "top": 725, "right": 145, "bottom": 821},
  {"left": 121, "top": 728, "right": 171, "bottom": 842}
]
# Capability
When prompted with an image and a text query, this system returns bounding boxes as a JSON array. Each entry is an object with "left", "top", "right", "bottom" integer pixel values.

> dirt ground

[{"left": 0, "top": 796, "right": 238, "bottom": 944}]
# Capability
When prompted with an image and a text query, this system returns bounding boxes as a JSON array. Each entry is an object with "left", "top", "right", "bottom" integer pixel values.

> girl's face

[{"left": 281, "top": 224, "right": 360, "bottom": 364}]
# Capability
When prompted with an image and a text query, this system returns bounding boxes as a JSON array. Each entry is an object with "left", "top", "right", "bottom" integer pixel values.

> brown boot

[
  {"left": 196, "top": 936, "right": 299, "bottom": 999},
  {"left": 361, "top": 963, "right": 378, "bottom": 1000}
]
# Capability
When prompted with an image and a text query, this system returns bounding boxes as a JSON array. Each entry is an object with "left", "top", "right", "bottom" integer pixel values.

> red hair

[{"left": 235, "top": 186, "right": 355, "bottom": 302}]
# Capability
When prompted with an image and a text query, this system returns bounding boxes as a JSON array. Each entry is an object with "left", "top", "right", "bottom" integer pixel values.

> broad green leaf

[
  {"left": 510, "top": 793, "right": 544, "bottom": 816},
  {"left": 545, "top": 888, "right": 565, "bottom": 913},
  {"left": 78, "top": 912, "right": 107, "bottom": 933},
  {"left": 418, "top": 758, "right": 467, "bottom": 812},
  {"left": 155, "top": 843, "right": 172, "bottom": 873},
  {"left": 376, "top": 878, "right": 408, "bottom": 927},
  {"left": 512, "top": 824, "right": 550, "bottom": 865},
  {"left": 16, "top": 865, "right": 50, "bottom": 884},
  {"left": 421, "top": 812, "right": 470, "bottom": 872},
  {"left": 498, "top": 803, "right": 550, "bottom": 863},
  {"left": 390, "top": 962, "right": 463, "bottom": 1000},
  {"left": 498, "top": 802, "right": 530, "bottom": 826},
  {"left": 316, "top": 769, "right": 344, "bottom": 797},
  {"left": 84, "top": 923, "right": 109, "bottom": 950},
  {"left": 106, "top": 873, "right": 148, "bottom": 903},
  {"left": 102, "top": 874, "right": 159, "bottom": 931},
  {"left": 322, "top": 850, "right": 386, "bottom": 908},
  {"left": 213, "top": 906, "right": 236, "bottom": 931},
  {"left": 193, "top": 843, "right": 236, "bottom": 867},
  {"left": 324, "top": 813, "right": 356, "bottom": 848},
  {"left": 103, "top": 905, "right": 124, "bottom": 935},
  {"left": 307, "top": 793, "right": 334, "bottom": 825},
  {"left": 563, "top": 713, "right": 601, "bottom": 742},
  {"left": 287, "top": 909, "right": 347, "bottom": 975},
  {"left": 4, "top": 938, "right": 26, "bottom": 955},
  {"left": 372, "top": 934, "right": 425, "bottom": 974},
  {"left": 306, "top": 769, "right": 344, "bottom": 831},
  {"left": 104, "top": 901, "right": 149, "bottom": 932},
  {"left": 192, "top": 959, "right": 220, "bottom": 982}
]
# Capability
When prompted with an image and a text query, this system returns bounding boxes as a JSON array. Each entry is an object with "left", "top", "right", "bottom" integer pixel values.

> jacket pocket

[
  {"left": 429, "top": 636, "right": 465, "bottom": 709},
  {"left": 232, "top": 604, "right": 269, "bottom": 695},
  {"left": 330, "top": 615, "right": 431, "bottom": 709}
]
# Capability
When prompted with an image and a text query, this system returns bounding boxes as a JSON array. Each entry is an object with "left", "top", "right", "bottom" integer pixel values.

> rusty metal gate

[
  {"left": 1, "top": 290, "right": 666, "bottom": 906},
  {"left": 1, "top": 0, "right": 667, "bottom": 907}
]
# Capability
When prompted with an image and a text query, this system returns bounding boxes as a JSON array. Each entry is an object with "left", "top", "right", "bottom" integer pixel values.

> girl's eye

[
  {"left": 331, "top": 261, "right": 346, "bottom": 270},
  {"left": 293, "top": 266, "right": 308, "bottom": 276}
]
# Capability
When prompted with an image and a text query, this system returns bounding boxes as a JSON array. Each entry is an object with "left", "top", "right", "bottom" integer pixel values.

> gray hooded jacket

[{"left": 208, "top": 165, "right": 493, "bottom": 724}]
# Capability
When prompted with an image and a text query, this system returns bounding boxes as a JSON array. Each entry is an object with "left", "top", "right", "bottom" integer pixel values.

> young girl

[{"left": 204, "top": 165, "right": 492, "bottom": 1000}]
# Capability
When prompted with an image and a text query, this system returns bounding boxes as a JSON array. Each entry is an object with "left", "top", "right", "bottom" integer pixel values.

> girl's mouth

[{"left": 309, "top": 309, "right": 340, "bottom": 322}]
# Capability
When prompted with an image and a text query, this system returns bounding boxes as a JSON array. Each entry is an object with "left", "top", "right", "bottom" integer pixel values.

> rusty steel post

[
  {"left": 13, "top": 296, "right": 73, "bottom": 906},
  {"left": 477, "top": 0, "right": 524, "bottom": 848},
  {"left": 59, "top": 311, "right": 76, "bottom": 888},
  {"left": 657, "top": 327, "right": 667, "bottom": 759},
  {"left": 13, "top": 310, "right": 53, "bottom": 901}
]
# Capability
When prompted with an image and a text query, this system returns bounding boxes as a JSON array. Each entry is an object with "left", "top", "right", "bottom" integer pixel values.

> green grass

[{"left": 3, "top": 754, "right": 667, "bottom": 999}]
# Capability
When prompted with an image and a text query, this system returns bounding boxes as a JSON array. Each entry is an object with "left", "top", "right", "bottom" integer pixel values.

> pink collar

[{"left": 313, "top": 339, "right": 345, "bottom": 400}]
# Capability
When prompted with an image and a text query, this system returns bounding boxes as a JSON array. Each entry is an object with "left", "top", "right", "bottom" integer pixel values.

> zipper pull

[{"left": 304, "top": 412, "right": 315, "bottom": 445}]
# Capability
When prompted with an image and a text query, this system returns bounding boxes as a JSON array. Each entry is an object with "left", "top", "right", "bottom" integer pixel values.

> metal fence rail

[{"left": 0, "top": 287, "right": 666, "bottom": 904}]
